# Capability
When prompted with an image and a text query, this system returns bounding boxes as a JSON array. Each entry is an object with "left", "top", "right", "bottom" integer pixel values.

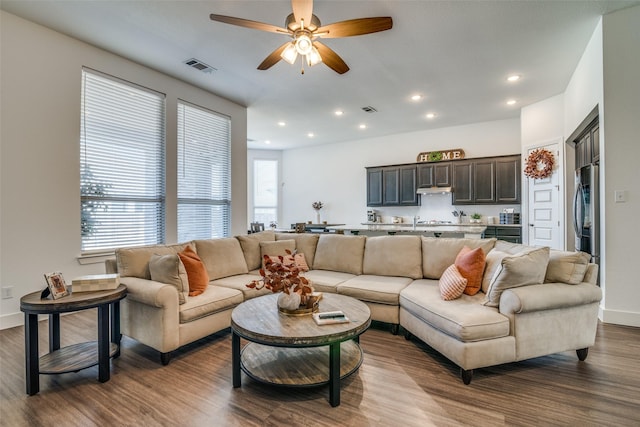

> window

[
  {"left": 253, "top": 159, "right": 278, "bottom": 226},
  {"left": 80, "top": 69, "right": 165, "bottom": 253},
  {"left": 177, "top": 101, "right": 231, "bottom": 241}
]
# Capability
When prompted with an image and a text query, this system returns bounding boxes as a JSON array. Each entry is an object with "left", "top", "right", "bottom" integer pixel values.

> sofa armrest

[
  {"left": 119, "top": 276, "right": 179, "bottom": 308},
  {"left": 500, "top": 282, "right": 602, "bottom": 315}
]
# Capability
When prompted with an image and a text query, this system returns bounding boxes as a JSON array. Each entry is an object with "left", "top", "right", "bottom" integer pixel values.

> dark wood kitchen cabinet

[
  {"left": 367, "top": 165, "right": 418, "bottom": 207},
  {"left": 417, "top": 163, "right": 451, "bottom": 188},
  {"left": 452, "top": 155, "right": 520, "bottom": 205},
  {"left": 484, "top": 226, "right": 522, "bottom": 243}
]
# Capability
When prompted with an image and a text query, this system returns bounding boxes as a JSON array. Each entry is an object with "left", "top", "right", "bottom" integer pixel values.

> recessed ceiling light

[
  {"left": 507, "top": 74, "right": 521, "bottom": 82},
  {"left": 307, "top": 132, "right": 314, "bottom": 137},
  {"left": 265, "top": 140, "right": 271, "bottom": 145},
  {"left": 334, "top": 110, "right": 344, "bottom": 116},
  {"left": 411, "top": 94, "right": 423, "bottom": 101},
  {"left": 359, "top": 124, "right": 367, "bottom": 129},
  {"left": 426, "top": 113, "right": 436, "bottom": 119},
  {"left": 277, "top": 121, "right": 286, "bottom": 127},
  {"left": 506, "top": 99, "right": 517, "bottom": 105}
]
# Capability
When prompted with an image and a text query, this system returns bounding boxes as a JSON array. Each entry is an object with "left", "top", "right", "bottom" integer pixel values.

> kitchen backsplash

[{"left": 368, "top": 195, "right": 520, "bottom": 224}]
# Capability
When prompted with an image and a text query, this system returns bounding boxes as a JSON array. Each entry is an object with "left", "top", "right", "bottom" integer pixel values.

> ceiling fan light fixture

[
  {"left": 281, "top": 42, "right": 298, "bottom": 64},
  {"left": 295, "top": 34, "right": 313, "bottom": 55},
  {"left": 306, "top": 46, "right": 322, "bottom": 67}
]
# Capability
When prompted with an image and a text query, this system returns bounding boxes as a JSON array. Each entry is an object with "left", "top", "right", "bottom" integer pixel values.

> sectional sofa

[{"left": 105, "top": 231, "right": 601, "bottom": 384}]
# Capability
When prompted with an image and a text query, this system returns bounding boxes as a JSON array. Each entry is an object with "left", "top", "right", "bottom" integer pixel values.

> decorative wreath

[{"left": 524, "top": 148, "right": 555, "bottom": 179}]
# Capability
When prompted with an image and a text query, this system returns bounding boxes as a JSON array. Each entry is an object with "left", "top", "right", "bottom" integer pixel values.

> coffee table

[{"left": 231, "top": 293, "right": 371, "bottom": 407}]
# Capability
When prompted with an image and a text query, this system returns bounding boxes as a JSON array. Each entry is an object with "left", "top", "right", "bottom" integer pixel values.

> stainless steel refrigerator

[{"left": 573, "top": 164, "right": 599, "bottom": 267}]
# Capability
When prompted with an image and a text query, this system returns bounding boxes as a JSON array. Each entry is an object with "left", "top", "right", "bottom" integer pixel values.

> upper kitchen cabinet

[
  {"left": 575, "top": 119, "right": 599, "bottom": 168},
  {"left": 495, "top": 156, "right": 521, "bottom": 203},
  {"left": 417, "top": 163, "right": 451, "bottom": 188},
  {"left": 452, "top": 155, "right": 520, "bottom": 205},
  {"left": 366, "top": 165, "right": 419, "bottom": 207}
]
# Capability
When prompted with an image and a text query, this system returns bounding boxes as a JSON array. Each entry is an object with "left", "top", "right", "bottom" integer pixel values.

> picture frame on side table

[{"left": 44, "top": 272, "right": 69, "bottom": 300}]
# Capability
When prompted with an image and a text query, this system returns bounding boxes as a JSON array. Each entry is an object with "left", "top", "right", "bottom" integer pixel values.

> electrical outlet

[
  {"left": 615, "top": 190, "right": 627, "bottom": 203},
  {"left": 1, "top": 286, "right": 14, "bottom": 299}
]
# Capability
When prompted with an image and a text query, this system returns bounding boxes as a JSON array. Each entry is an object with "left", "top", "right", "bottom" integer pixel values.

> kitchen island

[{"left": 326, "top": 223, "right": 487, "bottom": 239}]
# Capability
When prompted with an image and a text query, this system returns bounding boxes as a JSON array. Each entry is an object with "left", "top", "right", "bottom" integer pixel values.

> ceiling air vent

[
  {"left": 184, "top": 58, "right": 216, "bottom": 74},
  {"left": 361, "top": 106, "right": 377, "bottom": 113}
]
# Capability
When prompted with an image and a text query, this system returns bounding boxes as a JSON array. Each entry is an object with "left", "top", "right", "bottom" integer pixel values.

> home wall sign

[{"left": 416, "top": 149, "right": 466, "bottom": 163}]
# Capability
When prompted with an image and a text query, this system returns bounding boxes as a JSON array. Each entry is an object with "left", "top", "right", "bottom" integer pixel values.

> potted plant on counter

[{"left": 470, "top": 213, "right": 482, "bottom": 224}]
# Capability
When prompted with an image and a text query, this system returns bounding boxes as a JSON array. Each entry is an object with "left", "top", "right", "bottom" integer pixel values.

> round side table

[{"left": 20, "top": 285, "right": 127, "bottom": 395}]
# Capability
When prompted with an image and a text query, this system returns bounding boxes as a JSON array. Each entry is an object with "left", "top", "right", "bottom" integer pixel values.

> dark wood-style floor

[{"left": 1, "top": 310, "right": 639, "bottom": 427}]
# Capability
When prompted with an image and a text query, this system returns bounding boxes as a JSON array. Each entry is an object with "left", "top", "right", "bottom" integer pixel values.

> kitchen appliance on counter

[
  {"left": 367, "top": 210, "right": 378, "bottom": 223},
  {"left": 574, "top": 164, "right": 599, "bottom": 267}
]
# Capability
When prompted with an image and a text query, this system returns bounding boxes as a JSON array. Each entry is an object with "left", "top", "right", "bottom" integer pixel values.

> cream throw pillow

[
  {"left": 544, "top": 250, "right": 591, "bottom": 285},
  {"left": 484, "top": 246, "right": 550, "bottom": 307},
  {"left": 260, "top": 240, "right": 296, "bottom": 267},
  {"left": 149, "top": 253, "right": 189, "bottom": 304}
]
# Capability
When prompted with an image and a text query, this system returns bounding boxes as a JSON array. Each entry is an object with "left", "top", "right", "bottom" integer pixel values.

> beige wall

[{"left": 0, "top": 12, "right": 248, "bottom": 328}]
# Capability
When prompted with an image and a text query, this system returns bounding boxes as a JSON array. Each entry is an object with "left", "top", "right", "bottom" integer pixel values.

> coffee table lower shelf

[{"left": 240, "top": 340, "right": 363, "bottom": 386}]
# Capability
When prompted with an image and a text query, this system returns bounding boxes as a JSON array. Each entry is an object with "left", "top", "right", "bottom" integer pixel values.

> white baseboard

[
  {"left": 599, "top": 306, "right": 640, "bottom": 327},
  {"left": 1, "top": 312, "right": 24, "bottom": 330}
]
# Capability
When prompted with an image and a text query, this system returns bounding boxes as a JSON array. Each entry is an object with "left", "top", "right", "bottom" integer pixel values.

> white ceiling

[{"left": 2, "top": 1, "right": 638, "bottom": 150}]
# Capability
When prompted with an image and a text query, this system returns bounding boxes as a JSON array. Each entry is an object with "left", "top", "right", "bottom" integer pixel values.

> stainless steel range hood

[{"left": 416, "top": 186, "right": 452, "bottom": 195}]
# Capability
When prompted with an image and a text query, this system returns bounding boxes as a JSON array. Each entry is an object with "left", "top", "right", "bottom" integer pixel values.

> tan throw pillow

[
  {"left": 266, "top": 253, "right": 310, "bottom": 272},
  {"left": 438, "top": 264, "right": 468, "bottom": 301},
  {"left": 484, "top": 246, "right": 550, "bottom": 307},
  {"left": 260, "top": 240, "right": 296, "bottom": 267},
  {"left": 178, "top": 246, "right": 210, "bottom": 297},
  {"left": 544, "top": 250, "right": 591, "bottom": 285},
  {"left": 455, "top": 246, "right": 486, "bottom": 296},
  {"left": 236, "top": 231, "right": 276, "bottom": 270},
  {"left": 149, "top": 254, "right": 189, "bottom": 304}
]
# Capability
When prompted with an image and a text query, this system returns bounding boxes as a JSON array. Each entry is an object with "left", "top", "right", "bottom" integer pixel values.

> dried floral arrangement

[
  {"left": 524, "top": 148, "right": 555, "bottom": 179},
  {"left": 312, "top": 201, "right": 323, "bottom": 211},
  {"left": 246, "top": 250, "right": 312, "bottom": 297}
]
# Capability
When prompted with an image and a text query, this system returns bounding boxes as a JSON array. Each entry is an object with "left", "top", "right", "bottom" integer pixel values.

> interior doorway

[{"left": 525, "top": 140, "right": 564, "bottom": 250}]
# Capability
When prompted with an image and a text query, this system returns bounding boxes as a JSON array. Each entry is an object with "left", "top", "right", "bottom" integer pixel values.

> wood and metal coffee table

[
  {"left": 20, "top": 285, "right": 127, "bottom": 395},
  {"left": 231, "top": 293, "right": 371, "bottom": 407}
]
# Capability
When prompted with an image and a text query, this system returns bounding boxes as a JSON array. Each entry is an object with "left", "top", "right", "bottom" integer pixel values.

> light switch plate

[{"left": 615, "top": 190, "right": 627, "bottom": 203}]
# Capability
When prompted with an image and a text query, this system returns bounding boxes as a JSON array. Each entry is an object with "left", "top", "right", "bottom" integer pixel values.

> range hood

[{"left": 416, "top": 186, "right": 452, "bottom": 195}]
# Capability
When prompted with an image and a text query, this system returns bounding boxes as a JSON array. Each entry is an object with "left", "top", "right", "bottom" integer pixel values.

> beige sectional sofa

[{"left": 105, "top": 231, "right": 601, "bottom": 383}]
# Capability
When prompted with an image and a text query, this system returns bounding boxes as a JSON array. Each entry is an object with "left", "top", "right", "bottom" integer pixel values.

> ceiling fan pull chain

[{"left": 300, "top": 55, "right": 305, "bottom": 74}]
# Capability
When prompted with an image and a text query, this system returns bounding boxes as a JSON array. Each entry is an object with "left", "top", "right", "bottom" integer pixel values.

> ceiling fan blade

[
  {"left": 291, "top": 0, "right": 313, "bottom": 28},
  {"left": 317, "top": 17, "right": 393, "bottom": 38},
  {"left": 313, "top": 42, "right": 349, "bottom": 74},
  {"left": 257, "top": 42, "right": 290, "bottom": 70},
  {"left": 209, "top": 14, "right": 286, "bottom": 34}
]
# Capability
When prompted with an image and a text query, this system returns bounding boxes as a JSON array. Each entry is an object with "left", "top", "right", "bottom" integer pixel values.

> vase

[
  {"left": 316, "top": 211, "right": 321, "bottom": 224},
  {"left": 277, "top": 291, "right": 301, "bottom": 311}
]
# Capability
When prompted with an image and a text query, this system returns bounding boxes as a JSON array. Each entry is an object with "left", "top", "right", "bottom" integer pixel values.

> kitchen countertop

[
  {"left": 327, "top": 224, "right": 487, "bottom": 234},
  {"left": 360, "top": 222, "right": 521, "bottom": 228}
]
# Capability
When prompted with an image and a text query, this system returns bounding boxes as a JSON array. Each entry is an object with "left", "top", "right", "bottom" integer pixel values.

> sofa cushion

[
  {"left": 116, "top": 242, "right": 191, "bottom": 279},
  {"left": 179, "top": 285, "right": 244, "bottom": 324},
  {"left": 484, "top": 246, "right": 550, "bottom": 307},
  {"left": 400, "top": 280, "right": 510, "bottom": 342},
  {"left": 303, "top": 270, "right": 356, "bottom": 293},
  {"left": 362, "top": 235, "right": 423, "bottom": 279},
  {"left": 178, "top": 246, "right": 209, "bottom": 297},
  {"left": 544, "top": 250, "right": 591, "bottom": 285},
  {"left": 210, "top": 273, "right": 273, "bottom": 299},
  {"left": 260, "top": 240, "right": 296, "bottom": 267},
  {"left": 194, "top": 238, "right": 249, "bottom": 280},
  {"left": 149, "top": 253, "right": 189, "bottom": 304},
  {"left": 337, "top": 275, "right": 413, "bottom": 305},
  {"left": 276, "top": 233, "right": 320, "bottom": 268},
  {"left": 455, "top": 246, "right": 486, "bottom": 296},
  {"left": 438, "top": 264, "right": 467, "bottom": 301},
  {"left": 236, "top": 231, "right": 275, "bottom": 270},
  {"left": 422, "top": 237, "right": 496, "bottom": 279},
  {"left": 313, "top": 234, "right": 366, "bottom": 275}
]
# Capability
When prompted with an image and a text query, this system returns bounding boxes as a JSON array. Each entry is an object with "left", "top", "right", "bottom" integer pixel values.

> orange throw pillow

[
  {"left": 178, "top": 246, "right": 209, "bottom": 296},
  {"left": 455, "top": 246, "right": 486, "bottom": 296}
]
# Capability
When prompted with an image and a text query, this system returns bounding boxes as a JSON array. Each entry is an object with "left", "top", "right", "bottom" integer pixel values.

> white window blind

[
  {"left": 177, "top": 101, "right": 231, "bottom": 241},
  {"left": 80, "top": 69, "right": 166, "bottom": 253},
  {"left": 253, "top": 159, "right": 278, "bottom": 225}
]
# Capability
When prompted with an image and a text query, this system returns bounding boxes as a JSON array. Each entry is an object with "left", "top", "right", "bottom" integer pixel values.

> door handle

[{"left": 529, "top": 224, "right": 534, "bottom": 227}]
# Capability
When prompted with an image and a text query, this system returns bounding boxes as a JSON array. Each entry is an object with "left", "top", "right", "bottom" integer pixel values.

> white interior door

[{"left": 526, "top": 142, "right": 563, "bottom": 249}]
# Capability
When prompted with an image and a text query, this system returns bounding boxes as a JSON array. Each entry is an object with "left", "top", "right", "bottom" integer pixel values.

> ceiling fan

[{"left": 210, "top": 0, "right": 392, "bottom": 74}]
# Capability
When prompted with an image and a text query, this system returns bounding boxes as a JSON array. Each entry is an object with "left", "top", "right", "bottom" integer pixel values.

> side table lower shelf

[{"left": 39, "top": 342, "right": 119, "bottom": 375}]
